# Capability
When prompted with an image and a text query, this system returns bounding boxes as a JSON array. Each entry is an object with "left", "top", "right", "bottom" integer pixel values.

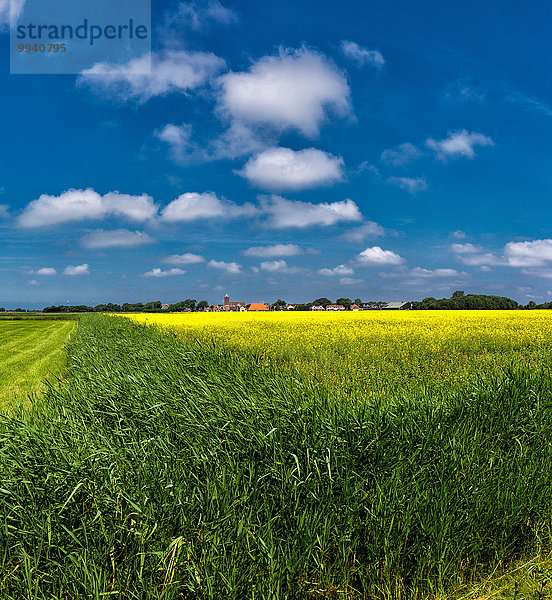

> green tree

[
  {"left": 452, "top": 290, "right": 465, "bottom": 298},
  {"left": 354, "top": 298, "right": 362, "bottom": 306},
  {"left": 197, "top": 300, "right": 209, "bottom": 311},
  {"left": 272, "top": 299, "right": 287, "bottom": 310},
  {"left": 312, "top": 297, "right": 332, "bottom": 307},
  {"left": 336, "top": 297, "right": 352, "bottom": 309}
]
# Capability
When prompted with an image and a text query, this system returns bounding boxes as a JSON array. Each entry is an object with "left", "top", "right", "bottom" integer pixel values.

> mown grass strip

[
  {"left": 0, "top": 314, "right": 551, "bottom": 599},
  {"left": 0, "top": 319, "right": 76, "bottom": 408}
]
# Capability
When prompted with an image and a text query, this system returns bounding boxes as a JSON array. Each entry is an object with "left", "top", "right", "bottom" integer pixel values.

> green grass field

[
  {"left": 0, "top": 318, "right": 76, "bottom": 406},
  {"left": 1, "top": 314, "right": 552, "bottom": 598}
]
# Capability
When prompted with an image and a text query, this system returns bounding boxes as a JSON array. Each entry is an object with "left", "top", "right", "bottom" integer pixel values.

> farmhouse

[
  {"left": 248, "top": 303, "right": 269, "bottom": 311},
  {"left": 310, "top": 305, "right": 325, "bottom": 311},
  {"left": 326, "top": 305, "right": 345, "bottom": 311},
  {"left": 382, "top": 301, "right": 412, "bottom": 310}
]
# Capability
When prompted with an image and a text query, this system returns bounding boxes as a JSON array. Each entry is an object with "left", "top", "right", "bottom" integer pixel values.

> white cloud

[
  {"left": 426, "top": 130, "right": 494, "bottom": 160},
  {"left": 157, "top": 121, "right": 269, "bottom": 163},
  {"left": 217, "top": 47, "right": 351, "bottom": 137},
  {"left": 521, "top": 269, "right": 552, "bottom": 279},
  {"left": 341, "top": 221, "right": 385, "bottom": 243},
  {"left": 166, "top": 0, "right": 238, "bottom": 30},
  {"left": 358, "top": 246, "right": 405, "bottom": 266},
  {"left": 0, "top": 204, "right": 9, "bottom": 218},
  {"left": 451, "top": 229, "right": 467, "bottom": 239},
  {"left": 318, "top": 264, "right": 354, "bottom": 276},
  {"left": 239, "top": 147, "right": 344, "bottom": 191},
  {"left": 387, "top": 176, "right": 427, "bottom": 194},
  {"left": 28, "top": 279, "right": 38, "bottom": 287},
  {"left": 409, "top": 267, "right": 461, "bottom": 278},
  {"left": 162, "top": 253, "right": 205, "bottom": 265},
  {"left": 451, "top": 243, "right": 483, "bottom": 254},
  {"left": 64, "top": 264, "right": 90, "bottom": 276},
  {"left": 451, "top": 243, "right": 502, "bottom": 266},
  {"left": 504, "top": 239, "right": 552, "bottom": 267},
  {"left": 208, "top": 121, "right": 269, "bottom": 160},
  {"left": 81, "top": 229, "right": 155, "bottom": 249},
  {"left": 381, "top": 142, "right": 422, "bottom": 166},
  {"left": 143, "top": 267, "right": 186, "bottom": 278},
  {"left": 208, "top": 260, "right": 242, "bottom": 274},
  {"left": 161, "top": 192, "right": 257, "bottom": 222},
  {"left": 339, "top": 41, "right": 384, "bottom": 69},
  {"left": 243, "top": 244, "right": 303, "bottom": 257},
  {"left": 18, "top": 189, "right": 157, "bottom": 228},
  {"left": 36, "top": 267, "right": 57, "bottom": 276},
  {"left": 339, "top": 277, "right": 363, "bottom": 285},
  {"left": 261, "top": 195, "right": 362, "bottom": 229},
  {"left": 155, "top": 123, "right": 196, "bottom": 164},
  {"left": 78, "top": 50, "right": 226, "bottom": 103},
  {"left": 260, "top": 259, "right": 303, "bottom": 274}
]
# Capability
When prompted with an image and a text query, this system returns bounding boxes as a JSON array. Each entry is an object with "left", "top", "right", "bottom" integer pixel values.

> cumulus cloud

[
  {"left": 318, "top": 264, "right": 354, "bottom": 276},
  {"left": 64, "top": 264, "right": 90, "bottom": 276},
  {"left": 504, "top": 239, "right": 552, "bottom": 267},
  {"left": 81, "top": 229, "right": 155, "bottom": 249},
  {"left": 426, "top": 130, "right": 494, "bottom": 160},
  {"left": 162, "top": 253, "right": 205, "bottom": 265},
  {"left": 341, "top": 221, "right": 385, "bottom": 243},
  {"left": 239, "top": 147, "right": 344, "bottom": 191},
  {"left": 143, "top": 267, "right": 186, "bottom": 277},
  {"left": 217, "top": 47, "right": 351, "bottom": 137},
  {"left": 260, "top": 259, "right": 303, "bottom": 274},
  {"left": 261, "top": 195, "right": 362, "bottom": 229},
  {"left": 243, "top": 244, "right": 303, "bottom": 257},
  {"left": 161, "top": 192, "right": 257, "bottom": 222},
  {"left": 387, "top": 176, "right": 427, "bottom": 194},
  {"left": 339, "top": 41, "right": 384, "bottom": 69},
  {"left": 18, "top": 189, "right": 157, "bottom": 228},
  {"left": 381, "top": 142, "right": 422, "bottom": 166},
  {"left": 36, "top": 267, "right": 57, "bottom": 276},
  {"left": 78, "top": 50, "right": 226, "bottom": 103},
  {"left": 451, "top": 243, "right": 502, "bottom": 266},
  {"left": 451, "top": 229, "right": 467, "bottom": 239},
  {"left": 208, "top": 260, "right": 242, "bottom": 274},
  {"left": 358, "top": 246, "right": 405, "bottom": 266}
]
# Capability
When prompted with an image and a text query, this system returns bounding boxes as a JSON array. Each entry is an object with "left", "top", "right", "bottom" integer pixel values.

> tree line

[{"left": 23, "top": 291, "right": 552, "bottom": 313}]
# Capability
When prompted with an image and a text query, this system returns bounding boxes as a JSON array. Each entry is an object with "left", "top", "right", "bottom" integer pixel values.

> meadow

[
  {"left": 0, "top": 317, "right": 76, "bottom": 407},
  {"left": 1, "top": 311, "right": 552, "bottom": 598}
]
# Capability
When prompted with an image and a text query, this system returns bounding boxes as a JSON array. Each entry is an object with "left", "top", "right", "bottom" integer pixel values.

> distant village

[{"left": 203, "top": 295, "right": 412, "bottom": 312}]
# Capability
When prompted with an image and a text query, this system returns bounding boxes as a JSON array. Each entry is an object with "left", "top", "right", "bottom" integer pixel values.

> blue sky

[{"left": 1, "top": 0, "right": 552, "bottom": 308}]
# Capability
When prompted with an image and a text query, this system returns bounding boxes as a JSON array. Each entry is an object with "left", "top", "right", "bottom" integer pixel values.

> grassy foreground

[
  {"left": 2, "top": 314, "right": 552, "bottom": 598},
  {"left": 0, "top": 318, "right": 76, "bottom": 407}
]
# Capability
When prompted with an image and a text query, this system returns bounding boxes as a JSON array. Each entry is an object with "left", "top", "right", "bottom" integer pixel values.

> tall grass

[{"left": 1, "top": 314, "right": 552, "bottom": 598}]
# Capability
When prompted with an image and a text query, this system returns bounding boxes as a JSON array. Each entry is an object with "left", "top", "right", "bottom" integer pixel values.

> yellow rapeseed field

[{"left": 127, "top": 310, "right": 552, "bottom": 400}]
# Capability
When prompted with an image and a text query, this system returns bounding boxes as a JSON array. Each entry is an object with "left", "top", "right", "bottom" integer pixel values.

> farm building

[
  {"left": 310, "top": 305, "right": 325, "bottom": 311},
  {"left": 382, "top": 302, "right": 412, "bottom": 310},
  {"left": 248, "top": 303, "right": 269, "bottom": 311},
  {"left": 351, "top": 304, "right": 361, "bottom": 311},
  {"left": 326, "top": 305, "right": 345, "bottom": 311}
]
